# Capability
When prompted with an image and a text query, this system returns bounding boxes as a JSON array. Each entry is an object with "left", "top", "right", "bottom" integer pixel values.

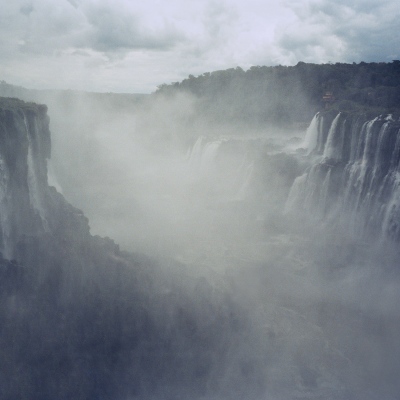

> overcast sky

[{"left": 1, "top": 0, "right": 399, "bottom": 93}]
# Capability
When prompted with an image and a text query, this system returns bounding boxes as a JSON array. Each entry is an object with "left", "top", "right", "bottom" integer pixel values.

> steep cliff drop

[{"left": 0, "top": 98, "right": 50, "bottom": 258}]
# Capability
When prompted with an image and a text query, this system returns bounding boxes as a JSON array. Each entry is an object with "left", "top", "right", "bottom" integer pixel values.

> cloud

[
  {"left": 20, "top": 3, "right": 34, "bottom": 16},
  {"left": 203, "top": 1, "right": 238, "bottom": 39},
  {"left": 277, "top": 0, "right": 400, "bottom": 63},
  {"left": 0, "top": 0, "right": 399, "bottom": 92},
  {"left": 0, "top": 0, "right": 186, "bottom": 59},
  {"left": 79, "top": 1, "right": 186, "bottom": 53},
  {"left": 66, "top": 0, "right": 80, "bottom": 8}
]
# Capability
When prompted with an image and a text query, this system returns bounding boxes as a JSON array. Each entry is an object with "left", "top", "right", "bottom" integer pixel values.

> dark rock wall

[{"left": 0, "top": 99, "right": 52, "bottom": 257}]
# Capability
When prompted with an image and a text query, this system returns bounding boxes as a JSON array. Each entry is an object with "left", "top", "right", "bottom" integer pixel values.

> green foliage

[
  {"left": 155, "top": 61, "right": 400, "bottom": 126},
  {"left": 0, "top": 96, "right": 47, "bottom": 113}
]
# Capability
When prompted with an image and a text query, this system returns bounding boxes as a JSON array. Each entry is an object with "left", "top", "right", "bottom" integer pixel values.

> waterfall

[
  {"left": 23, "top": 111, "right": 49, "bottom": 231},
  {"left": 201, "top": 141, "right": 223, "bottom": 174},
  {"left": 303, "top": 113, "right": 321, "bottom": 154},
  {"left": 0, "top": 155, "right": 11, "bottom": 257},
  {"left": 187, "top": 136, "right": 204, "bottom": 172},
  {"left": 322, "top": 113, "right": 343, "bottom": 161},
  {"left": 235, "top": 160, "right": 254, "bottom": 200},
  {"left": 284, "top": 173, "right": 308, "bottom": 214},
  {"left": 187, "top": 136, "right": 224, "bottom": 178},
  {"left": 382, "top": 173, "right": 400, "bottom": 240},
  {"left": 186, "top": 137, "right": 256, "bottom": 201},
  {"left": 286, "top": 111, "right": 400, "bottom": 242}
]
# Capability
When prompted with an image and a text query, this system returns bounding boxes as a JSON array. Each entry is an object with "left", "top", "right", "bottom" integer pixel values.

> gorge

[{"left": 1, "top": 66, "right": 400, "bottom": 399}]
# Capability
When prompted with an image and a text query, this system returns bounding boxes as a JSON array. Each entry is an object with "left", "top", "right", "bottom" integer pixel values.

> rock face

[
  {"left": 286, "top": 110, "right": 400, "bottom": 242},
  {"left": 0, "top": 98, "right": 50, "bottom": 257}
]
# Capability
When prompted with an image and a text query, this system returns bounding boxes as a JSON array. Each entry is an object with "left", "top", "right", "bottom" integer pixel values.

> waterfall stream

[{"left": 286, "top": 111, "right": 400, "bottom": 242}]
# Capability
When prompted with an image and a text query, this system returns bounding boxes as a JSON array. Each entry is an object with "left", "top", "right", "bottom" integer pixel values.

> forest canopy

[{"left": 156, "top": 61, "right": 400, "bottom": 127}]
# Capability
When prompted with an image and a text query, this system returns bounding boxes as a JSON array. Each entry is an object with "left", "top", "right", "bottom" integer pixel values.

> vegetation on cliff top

[
  {"left": 0, "top": 96, "right": 47, "bottom": 113},
  {"left": 156, "top": 61, "right": 400, "bottom": 126}
]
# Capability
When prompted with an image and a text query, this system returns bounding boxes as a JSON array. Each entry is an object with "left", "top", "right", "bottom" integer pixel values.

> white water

[
  {"left": 0, "top": 155, "right": 11, "bottom": 258},
  {"left": 322, "top": 112, "right": 342, "bottom": 161},
  {"left": 284, "top": 172, "right": 307, "bottom": 214},
  {"left": 287, "top": 112, "right": 400, "bottom": 242},
  {"left": 187, "top": 137, "right": 225, "bottom": 179},
  {"left": 23, "top": 111, "right": 49, "bottom": 231},
  {"left": 303, "top": 112, "right": 320, "bottom": 154}
]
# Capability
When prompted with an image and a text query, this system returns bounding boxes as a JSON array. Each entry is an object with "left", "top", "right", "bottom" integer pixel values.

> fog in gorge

[
  {"left": 45, "top": 90, "right": 400, "bottom": 398},
  {"left": 1, "top": 75, "right": 400, "bottom": 399},
  {"left": 48, "top": 91, "right": 301, "bottom": 262}
]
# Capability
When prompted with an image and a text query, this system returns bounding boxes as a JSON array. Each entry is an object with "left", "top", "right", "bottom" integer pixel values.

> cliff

[{"left": 0, "top": 98, "right": 92, "bottom": 260}]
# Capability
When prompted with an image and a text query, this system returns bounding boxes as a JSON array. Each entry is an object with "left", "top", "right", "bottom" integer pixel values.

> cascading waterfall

[
  {"left": 303, "top": 112, "right": 321, "bottom": 154},
  {"left": 322, "top": 113, "right": 344, "bottom": 161},
  {"left": 0, "top": 155, "right": 11, "bottom": 257},
  {"left": 382, "top": 173, "right": 400, "bottom": 239},
  {"left": 23, "top": 111, "right": 49, "bottom": 230},
  {"left": 187, "top": 137, "right": 255, "bottom": 200},
  {"left": 235, "top": 157, "right": 254, "bottom": 200},
  {"left": 0, "top": 102, "right": 51, "bottom": 258},
  {"left": 187, "top": 136, "right": 204, "bottom": 172},
  {"left": 201, "top": 141, "right": 223, "bottom": 174},
  {"left": 187, "top": 136, "right": 224, "bottom": 178},
  {"left": 286, "top": 111, "right": 400, "bottom": 242}
]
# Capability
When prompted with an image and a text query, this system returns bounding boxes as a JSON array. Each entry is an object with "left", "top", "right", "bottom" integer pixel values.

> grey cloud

[
  {"left": 1, "top": 0, "right": 185, "bottom": 61},
  {"left": 66, "top": 0, "right": 80, "bottom": 8},
  {"left": 278, "top": 0, "right": 400, "bottom": 63},
  {"left": 330, "top": 1, "right": 400, "bottom": 61},
  {"left": 203, "top": 1, "right": 238, "bottom": 39},
  {"left": 0, "top": 0, "right": 86, "bottom": 57},
  {"left": 79, "top": 3, "right": 185, "bottom": 53},
  {"left": 70, "top": 49, "right": 92, "bottom": 57},
  {"left": 20, "top": 3, "right": 34, "bottom": 16}
]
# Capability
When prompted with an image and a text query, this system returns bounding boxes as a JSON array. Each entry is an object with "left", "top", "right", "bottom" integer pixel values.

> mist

[
  {"left": 46, "top": 91, "right": 297, "bottom": 261},
  {"left": 2, "top": 76, "right": 400, "bottom": 399}
]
